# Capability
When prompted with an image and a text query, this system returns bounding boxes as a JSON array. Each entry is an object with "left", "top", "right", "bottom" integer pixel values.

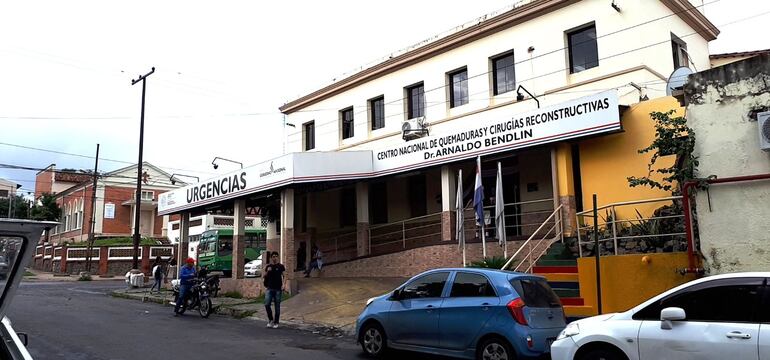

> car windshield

[{"left": 0, "top": 236, "right": 24, "bottom": 299}]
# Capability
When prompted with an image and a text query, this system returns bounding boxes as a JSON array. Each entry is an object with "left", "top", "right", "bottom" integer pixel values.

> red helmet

[{"left": 185, "top": 257, "right": 195, "bottom": 264}]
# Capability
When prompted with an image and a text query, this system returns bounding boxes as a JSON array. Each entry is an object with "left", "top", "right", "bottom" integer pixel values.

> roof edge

[{"left": 660, "top": 0, "right": 719, "bottom": 41}]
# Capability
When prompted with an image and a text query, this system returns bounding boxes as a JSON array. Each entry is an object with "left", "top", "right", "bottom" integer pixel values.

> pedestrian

[
  {"left": 174, "top": 257, "right": 197, "bottom": 316},
  {"left": 150, "top": 256, "right": 164, "bottom": 293},
  {"left": 167, "top": 256, "right": 177, "bottom": 281},
  {"left": 296, "top": 242, "right": 307, "bottom": 271},
  {"left": 303, "top": 245, "right": 323, "bottom": 278},
  {"left": 262, "top": 251, "right": 285, "bottom": 329}
]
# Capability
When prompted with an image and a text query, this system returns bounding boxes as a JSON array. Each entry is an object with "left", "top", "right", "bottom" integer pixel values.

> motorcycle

[
  {"left": 171, "top": 278, "right": 213, "bottom": 318},
  {"left": 205, "top": 274, "right": 220, "bottom": 298}
]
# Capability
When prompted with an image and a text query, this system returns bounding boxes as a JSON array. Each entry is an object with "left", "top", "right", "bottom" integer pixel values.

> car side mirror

[
  {"left": 660, "top": 307, "right": 686, "bottom": 330},
  {"left": 391, "top": 289, "right": 401, "bottom": 300}
]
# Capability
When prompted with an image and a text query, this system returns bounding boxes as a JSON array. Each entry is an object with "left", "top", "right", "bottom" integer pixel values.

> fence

[
  {"left": 460, "top": 198, "right": 555, "bottom": 244},
  {"left": 33, "top": 244, "right": 175, "bottom": 276},
  {"left": 369, "top": 212, "right": 444, "bottom": 256},
  {"left": 501, "top": 205, "right": 563, "bottom": 272},
  {"left": 576, "top": 196, "right": 686, "bottom": 257}
]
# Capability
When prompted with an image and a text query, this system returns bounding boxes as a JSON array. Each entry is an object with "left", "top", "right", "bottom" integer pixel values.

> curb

[{"left": 110, "top": 290, "right": 356, "bottom": 337}]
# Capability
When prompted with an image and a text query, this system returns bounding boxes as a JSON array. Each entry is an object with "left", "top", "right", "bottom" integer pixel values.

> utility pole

[
  {"left": 86, "top": 144, "right": 99, "bottom": 273},
  {"left": 131, "top": 67, "right": 155, "bottom": 270}
]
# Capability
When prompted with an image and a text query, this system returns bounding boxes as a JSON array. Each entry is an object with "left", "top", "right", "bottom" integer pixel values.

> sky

[{"left": 1, "top": 0, "right": 769, "bottom": 196}]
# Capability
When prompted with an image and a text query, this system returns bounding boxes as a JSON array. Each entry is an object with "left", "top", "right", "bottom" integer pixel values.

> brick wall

[
  {"left": 102, "top": 187, "right": 134, "bottom": 234},
  {"left": 219, "top": 278, "right": 264, "bottom": 298},
  {"left": 153, "top": 210, "right": 163, "bottom": 236},
  {"left": 320, "top": 240, "right": 524, "bottom": 278}
]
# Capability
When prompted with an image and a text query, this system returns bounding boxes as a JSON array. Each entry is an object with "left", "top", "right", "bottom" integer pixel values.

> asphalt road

[{"left": 7, "top": 280, "right": 367, "bottom": 360}]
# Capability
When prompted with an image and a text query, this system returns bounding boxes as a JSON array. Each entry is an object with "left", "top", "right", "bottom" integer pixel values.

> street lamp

[
  {"left": 516, "top": 85, "right": 540, "bottom": 108},
  {"left": 169, "top": 173, "right": 200, "bottom": 185},
  {"left": 211, "top": 157, "right": 243, "bottom": 170}
]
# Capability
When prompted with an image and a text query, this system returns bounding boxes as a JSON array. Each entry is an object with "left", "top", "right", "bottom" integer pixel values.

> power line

[{"left": 0, "top": 142, "right": 215, "bottom": 175}]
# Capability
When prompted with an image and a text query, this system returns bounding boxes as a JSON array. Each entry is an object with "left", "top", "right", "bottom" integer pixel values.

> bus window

[{"left": 218, "top": 236, "right": 233, "bottom": 256}]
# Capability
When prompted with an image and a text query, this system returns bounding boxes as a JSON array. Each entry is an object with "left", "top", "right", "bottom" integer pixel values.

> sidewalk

[
  {"left": 23, "top": 269, "right": 124, "bottom": 282},
  {"left": 111, "top": 277, "right": 406, "bottom": 335}
]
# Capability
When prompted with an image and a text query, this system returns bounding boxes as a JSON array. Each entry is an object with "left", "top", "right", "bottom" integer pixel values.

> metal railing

[
  {"left": 368, "top": 212, "right": 443, "bottom": 255},
  {"left": 576, "top": 196, "right": 685, "bottom": 257},
  {"left": 314, "top": 229, "right": 358, "bottom": 264},
  {"left": 460, "top": 198, "right": 555, "bottom": 242},
  {"left": 501, "top": 205, "right": 564, "bottom": 273}
]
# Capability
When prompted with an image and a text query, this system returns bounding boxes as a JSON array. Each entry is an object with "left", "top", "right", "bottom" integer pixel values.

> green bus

[{"left": 197, "top": 228, "right": 266, "bottom": 276}]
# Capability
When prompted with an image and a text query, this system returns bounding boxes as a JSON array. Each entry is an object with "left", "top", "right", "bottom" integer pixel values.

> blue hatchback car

[{"left": 356, "top": 268, "right": 566, "bottom": 360}]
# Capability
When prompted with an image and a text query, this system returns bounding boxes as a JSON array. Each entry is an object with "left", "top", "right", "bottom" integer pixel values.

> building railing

[
  {"left": 462, "top": 198, "right": 555, "bottom": 241},
  {"left": 501, "top": 205, "right": 564, "bottom": 273},
  {"left": 576, "top": 196, "right": 685, "bottom": 257},
  {"left": 368, "top": 212, "right": 444, "bottom": 255}
]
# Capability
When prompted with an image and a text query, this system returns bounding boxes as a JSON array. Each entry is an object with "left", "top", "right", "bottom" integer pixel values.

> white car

[
  {"left": 552, "top": 272, "right": 770, "bottom": 360},
  {"left": 1, "top": 219, "right": 59, "bottom": 359},
  {"left": 244, "top": 259, "right": 262, "bottom": 277}
]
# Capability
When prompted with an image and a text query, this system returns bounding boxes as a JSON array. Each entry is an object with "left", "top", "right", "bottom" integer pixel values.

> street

[{"left": 8, "top": 280, "right": 366, "bottom": 360}]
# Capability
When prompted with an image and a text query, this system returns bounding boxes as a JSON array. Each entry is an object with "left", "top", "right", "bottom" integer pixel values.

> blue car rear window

[{"left": 510, "top": 278, "right": 562, "bottom": 308}]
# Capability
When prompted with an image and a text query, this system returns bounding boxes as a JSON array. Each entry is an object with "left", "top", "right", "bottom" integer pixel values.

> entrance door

[{"left": 139, "top": 210, "right": 153, "bottom": 236}]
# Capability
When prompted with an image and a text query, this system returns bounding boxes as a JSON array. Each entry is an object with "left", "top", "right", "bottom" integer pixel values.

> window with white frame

[{"left": 135, "top": 190, "right": 154, "bottom": 201}]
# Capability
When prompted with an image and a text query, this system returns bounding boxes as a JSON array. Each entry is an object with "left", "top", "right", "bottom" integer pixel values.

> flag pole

[{"left": 499, "top": 161, "right": 507, "bottom": 259}]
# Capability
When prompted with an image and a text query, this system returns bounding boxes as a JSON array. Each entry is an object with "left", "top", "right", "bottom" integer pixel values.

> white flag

[{"left": 495, "top": 162, "right": 507, "bottom": 249}]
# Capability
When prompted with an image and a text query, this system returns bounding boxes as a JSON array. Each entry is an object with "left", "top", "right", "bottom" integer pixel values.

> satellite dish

[{"left": 666, "top": 67, "right": 694, "bottom": 96}]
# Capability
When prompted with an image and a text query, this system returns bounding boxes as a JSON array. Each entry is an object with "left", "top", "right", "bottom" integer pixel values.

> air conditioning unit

[
  {"left": 759, "top": 111, "right": 770, "bottom": 152},
  {"left": 402, "top": 117, "right": 429, "bottom": 141}
]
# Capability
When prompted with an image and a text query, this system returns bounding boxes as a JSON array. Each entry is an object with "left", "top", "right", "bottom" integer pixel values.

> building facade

[
  {"left": 158, "top": 0, "right": 718, "bottom": 295},
  {"left": 685, "top": 54, "right": 770, "bottom": 274},
  {"left": 37, "top": 162, "right": 183, "bottom": 245}
]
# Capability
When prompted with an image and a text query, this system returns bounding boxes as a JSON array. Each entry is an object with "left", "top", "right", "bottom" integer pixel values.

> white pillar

[
  {"left": 281, "top": 189, "right": 297, "bottom": 293},
  {"left": 233, "top": 199, "right": 246, "bottom": 279}
]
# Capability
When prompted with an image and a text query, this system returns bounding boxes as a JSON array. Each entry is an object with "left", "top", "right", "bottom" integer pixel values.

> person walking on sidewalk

[
  {"left": 150, "top": 256, "right": 164, "bottom": 293},
  {"left": 263, "top": 251, "right": 286, "bottom": 329},
  {"left": 303, "top": 245, "right": 323, "bottom": 278},
  {"left": 174, "top": 257, "right": 197, "bottom": 316}
]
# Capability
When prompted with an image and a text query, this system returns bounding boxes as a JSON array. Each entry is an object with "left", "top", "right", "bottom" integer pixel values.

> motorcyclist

[{"left": 174, "top": 257, "right": 197, "bottom": 316}]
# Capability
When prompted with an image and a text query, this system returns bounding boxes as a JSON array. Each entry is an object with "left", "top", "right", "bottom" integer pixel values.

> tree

[
  {"left": 627, "top": 110, "right": 698, "bottom": 195},
  {"left": 30, "top": 193, "right": 61, "bottom": 221},
  {"left": 0, "top": 195, "right": 31, "bottom": 219}
]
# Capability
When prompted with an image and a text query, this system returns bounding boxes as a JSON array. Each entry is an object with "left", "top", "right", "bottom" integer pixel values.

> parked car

[
  {"left": 551, "top": 272, "right": 770, "bottom": 360},
  {"left": 0, "top": 219, "right": 59, "bottom": 360},
  {"left": 244, "top": 259, "right": 262, "bottom": 277},
  {"left": 356, "top": 268, "right": 566, "bottom": 360}
]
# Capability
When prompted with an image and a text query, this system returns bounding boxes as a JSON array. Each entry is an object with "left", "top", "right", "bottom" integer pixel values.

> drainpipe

[{"left": 682, "top": 173, "right": 770, "bottom": 274}]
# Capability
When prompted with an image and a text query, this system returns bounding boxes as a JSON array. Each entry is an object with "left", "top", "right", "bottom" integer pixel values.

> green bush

[
  {"left": 469, "top": 256, "right": 507, "bottom": 269},
  {"left": 68, "top": 237, "right": 159, "bottom": 247}
]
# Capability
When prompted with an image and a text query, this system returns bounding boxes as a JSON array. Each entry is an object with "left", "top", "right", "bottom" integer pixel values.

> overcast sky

[{"left": 2, "top": 0, "right": 769, "bottom": 195}]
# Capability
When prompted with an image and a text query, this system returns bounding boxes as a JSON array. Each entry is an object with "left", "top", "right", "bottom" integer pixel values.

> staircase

[{"left": 531, "top": 242, "right": 595, "bottom": 321}]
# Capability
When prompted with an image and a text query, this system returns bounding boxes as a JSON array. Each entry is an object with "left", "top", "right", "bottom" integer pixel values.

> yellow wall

[
  {"left": 577, "top": 252, "right": 696, "bottom": 315},
  {"left": 579, "top": 97, "right": 681, "bottom": 220}
]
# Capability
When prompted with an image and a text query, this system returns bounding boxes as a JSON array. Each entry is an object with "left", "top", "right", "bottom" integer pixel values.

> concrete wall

[
  {"left": 579, "top": 96, "right": 679, "bottom": 219},
  {"left": 285, "top": 0, "right": 711, "bottom": 154},
  {"left": 685, "top": 54, "right": 770, "bottom": 274},
  {"left": 577, "top": 252, "right": 696, "bottom": 314}
]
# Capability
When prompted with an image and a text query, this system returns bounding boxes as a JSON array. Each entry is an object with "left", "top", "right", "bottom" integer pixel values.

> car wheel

[
  {"left": 360, "top": 323, "right": 387, "bottom": 358},
  {"left": 477, "top": 337, "right": 514, "bottom": 360},
  {"left": 578, "top": 348, "right": 626, "bottom": 360}
]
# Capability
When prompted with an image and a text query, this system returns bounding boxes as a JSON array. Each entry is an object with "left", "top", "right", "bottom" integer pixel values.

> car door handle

[
  {"left": 726, "top": 331, "right": 752, "bottom": 340},
  {"left": 426, "top": 304, "right": 435, "bottom": 312},
  {"left": 481, "top": 302, "right": 490, "bottom": 311}
]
